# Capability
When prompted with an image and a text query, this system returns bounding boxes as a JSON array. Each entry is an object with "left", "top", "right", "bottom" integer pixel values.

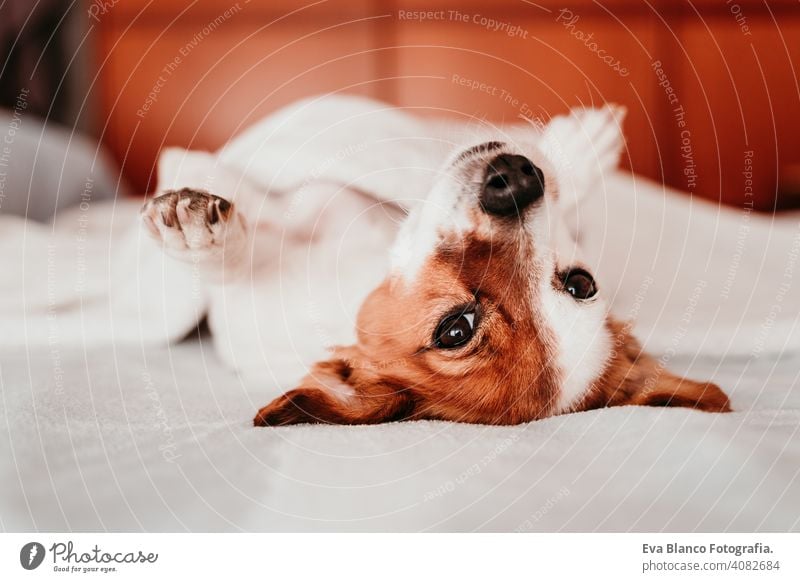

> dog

[{"left": 141, "top": 100, "right": 731, "bottom": 427}]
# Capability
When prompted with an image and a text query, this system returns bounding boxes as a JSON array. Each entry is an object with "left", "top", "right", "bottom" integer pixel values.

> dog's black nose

[{"left": 480, "top": 154, "right": 545, "bottom": 216}]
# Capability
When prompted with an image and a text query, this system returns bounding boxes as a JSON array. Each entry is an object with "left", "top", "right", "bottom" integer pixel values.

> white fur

[
  {"left": 391, "top": 175, "right": 474, "bottom": 282},
  {"left": 540, "top": 287, "right": 612, "bottom": 413}
]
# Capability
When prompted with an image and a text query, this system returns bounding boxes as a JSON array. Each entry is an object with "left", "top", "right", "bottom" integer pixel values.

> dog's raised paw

[{"left": 141, "top": 188, "right": 239, "bottom": 257}]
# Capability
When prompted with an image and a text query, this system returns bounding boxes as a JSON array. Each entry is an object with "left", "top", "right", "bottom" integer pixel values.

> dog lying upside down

[{"left": 140, "top": 99, "right": 730, "bottom": 426}]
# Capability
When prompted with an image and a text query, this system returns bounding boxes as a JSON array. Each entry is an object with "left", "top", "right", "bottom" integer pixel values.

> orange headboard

[{"left": 94, "top": 0, "right": 800, "bottom": 210}]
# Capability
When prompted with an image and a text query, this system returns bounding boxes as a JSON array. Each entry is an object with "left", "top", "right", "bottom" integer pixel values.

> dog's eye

[
  {"left": 563, "top": 269, "right": 597, "bottom": 300},
  {"left": 434, "top": 311, "right": 475, "bottom": 349}
]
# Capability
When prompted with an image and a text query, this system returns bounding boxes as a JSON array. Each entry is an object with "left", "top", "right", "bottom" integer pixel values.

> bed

[
  {"left": 2, "top": 337, "right": 798, "bottom": 532},
  {"left": 2, "top": 96, "right": 799, "bottom": 532}
]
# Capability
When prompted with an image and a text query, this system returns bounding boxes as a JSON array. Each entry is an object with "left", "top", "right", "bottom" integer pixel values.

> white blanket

[
  {"left": 2, "top": 340, "right": 798, "bottom": 531},
  {"left": 1, "top": 95, "right": 799, "bottom": 531}
]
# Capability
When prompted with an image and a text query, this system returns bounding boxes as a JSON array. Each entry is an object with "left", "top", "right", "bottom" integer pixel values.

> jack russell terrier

[{"left": 141, "top": 100, "right": 731, "bottom": 426}]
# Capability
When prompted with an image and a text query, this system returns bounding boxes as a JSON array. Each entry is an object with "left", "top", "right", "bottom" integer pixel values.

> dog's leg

[
  {"left": 539, "top": 104, "right": 626, "bottom": 209},
  {"left": 140, "top": 188, "right": 250, "bottom": 280}
]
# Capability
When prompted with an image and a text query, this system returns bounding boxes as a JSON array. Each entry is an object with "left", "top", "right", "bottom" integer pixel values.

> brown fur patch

[
  {"left": 573, "top": 319, "right": 731, "bottom": 413},
  {"left": 255, "top": 230, "right": 565, "bottom": 426}
]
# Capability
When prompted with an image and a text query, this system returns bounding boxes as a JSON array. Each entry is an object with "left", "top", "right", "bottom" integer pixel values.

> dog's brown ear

[
  {"left": 630, "top": 375, "right": 731, "bottom": 412},
  {"left": 253, "top": 356, "right": 415, "bottom": 427},
  {"left": 588, "top": 320, "right": 732, "bottom": 414}
]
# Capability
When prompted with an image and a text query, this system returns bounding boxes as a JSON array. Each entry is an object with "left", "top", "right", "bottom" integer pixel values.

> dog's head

[{"left": 254, "top": 107, "right": 730, "bottom": 427}]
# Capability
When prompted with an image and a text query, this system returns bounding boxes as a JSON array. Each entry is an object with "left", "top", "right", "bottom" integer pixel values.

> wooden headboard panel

[{"left": 94, "top": 0, "right": 800, "bottom": 210}]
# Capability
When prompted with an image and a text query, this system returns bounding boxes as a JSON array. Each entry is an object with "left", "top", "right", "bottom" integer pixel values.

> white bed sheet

[{"left": 2, "top": 337, "right": 798, "bottom": 532}]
